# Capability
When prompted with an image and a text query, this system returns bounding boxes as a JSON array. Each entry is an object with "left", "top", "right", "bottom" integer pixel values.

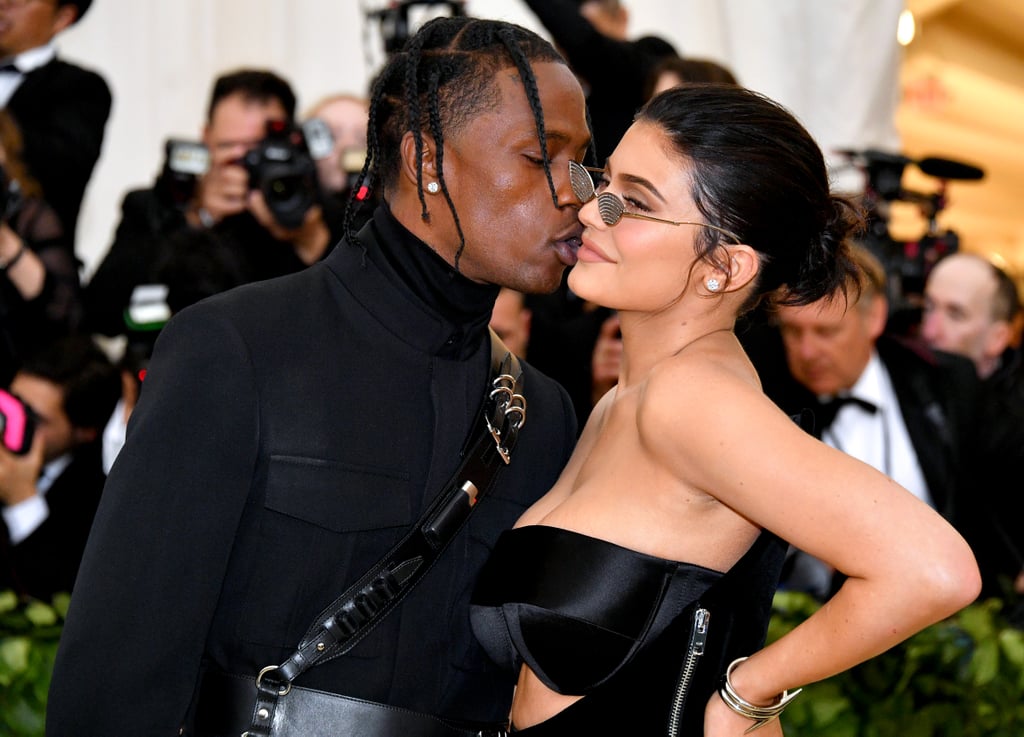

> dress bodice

[{"left": 470, "top": 525, "right": 787, "bottom": 735}]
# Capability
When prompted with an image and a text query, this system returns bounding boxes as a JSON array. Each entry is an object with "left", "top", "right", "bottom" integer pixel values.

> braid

[
  {"left": 403, "top": 32, "right": 430, "bottom": 222},
  {"left": 343, "top": 63, "right": 390, "bottom": 257},
  {"left": 496, "top": 27, "right": 557, "bottom": 208},
  {"left": 427, "top": 64, "right": 466, "bottom": 269}
]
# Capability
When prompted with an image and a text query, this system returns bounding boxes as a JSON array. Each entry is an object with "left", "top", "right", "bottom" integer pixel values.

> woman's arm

[{"left": 642, "top": 359, "right": 980, "bottom": 732}]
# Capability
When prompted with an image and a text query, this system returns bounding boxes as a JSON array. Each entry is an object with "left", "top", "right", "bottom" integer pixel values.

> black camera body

[
  {"left": 242, "top": 120, "right": 322, "bottom": 229},
  {"left": 369, "top": 0, "right": 466, "bottom": 55},
  {"left": 156, "top": 118, "right": 333, "bottom": 230}
]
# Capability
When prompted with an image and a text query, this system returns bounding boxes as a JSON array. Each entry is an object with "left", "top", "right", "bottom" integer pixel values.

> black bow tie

[
  {"left": 813, "top": 394, "right": 877, "bottom": 436},
  {"left": 0, "top": 62, "right": 20, "bottom": 74}
]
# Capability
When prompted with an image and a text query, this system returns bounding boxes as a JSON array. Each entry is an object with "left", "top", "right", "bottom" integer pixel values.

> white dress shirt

[
  {"left": 2, "top": 453, "right": 72, "bottom": 545},
  {"left": 821, "top": 351, "right": 934, "bottom": 508},
  {"left": 0, "top": 42, "right": 57, "bottom": 106}
]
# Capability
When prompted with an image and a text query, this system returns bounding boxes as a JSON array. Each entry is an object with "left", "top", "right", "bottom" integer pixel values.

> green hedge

[
  {"left": 2, "top": 590, "right": 1023, "bottom": 736},
  {"left": 0, "top": 591, "right": 68, "bottom": 737},
  {"left": 769, "top": 591, "right": 1024, "bottom": 736}
]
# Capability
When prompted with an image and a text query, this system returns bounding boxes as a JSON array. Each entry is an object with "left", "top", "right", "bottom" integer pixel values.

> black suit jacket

[
  {"left": 6, "top": 58, "right": 112, "bottom": 244},
  {"left": 0, "top": 443, "right": 106, "bottom": 601},
  {"left": 47, "top": 212, "right": 578, "bottom": 735}
]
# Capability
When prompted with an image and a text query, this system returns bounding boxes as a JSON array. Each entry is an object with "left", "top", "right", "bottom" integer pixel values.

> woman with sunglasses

[{"left": 470, "top": 83, "right": 980, "bottom": 735}]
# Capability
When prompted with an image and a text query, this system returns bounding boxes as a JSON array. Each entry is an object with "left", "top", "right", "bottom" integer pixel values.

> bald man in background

[{"left": 922, "top": 253, "right": 1024, "bottom": 609}]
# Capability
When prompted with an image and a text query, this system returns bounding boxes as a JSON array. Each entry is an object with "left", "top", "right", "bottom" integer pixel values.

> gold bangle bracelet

[{"left": 718, "top": 657, "right": 802, "bottom": 734}]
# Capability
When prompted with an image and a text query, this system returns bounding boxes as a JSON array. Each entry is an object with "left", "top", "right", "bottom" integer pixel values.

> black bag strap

[{"left": 246, "top": 331, "right": 525, "bottom": 736}]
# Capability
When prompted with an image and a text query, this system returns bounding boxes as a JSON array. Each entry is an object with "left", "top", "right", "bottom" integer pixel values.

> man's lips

[{"left": 553, "top": 224, "right": 583, "bottom": 266}]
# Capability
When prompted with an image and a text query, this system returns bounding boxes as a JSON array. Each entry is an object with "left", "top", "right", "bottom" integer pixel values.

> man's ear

[
  {"left": 398, "top": 131, "right": 439, "bottom": 191},
  {"left": 52, "top": 3, "right": 79, "bottom": 36},
  {"left": 864, "top": 293, "right": 889, "bottom": 339}
]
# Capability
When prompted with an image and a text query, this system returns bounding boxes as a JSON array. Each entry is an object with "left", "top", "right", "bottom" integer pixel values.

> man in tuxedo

[
  {"left": 0, "top": 335, "right": 120, "bottom": 601},
  {"left": 0, "top": 0, "right": 110, "bottom": 248},
  {"left": 769, "top": 244, "right": 982, "bottom": 599}
]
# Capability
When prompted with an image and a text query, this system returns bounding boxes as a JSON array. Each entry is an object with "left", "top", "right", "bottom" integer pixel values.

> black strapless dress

[{"left": 470, "top": 525, "right": 787, "bottom": 735}]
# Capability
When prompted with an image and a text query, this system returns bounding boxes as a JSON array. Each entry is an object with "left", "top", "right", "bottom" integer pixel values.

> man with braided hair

[{"left": 47, "top": 16, "right": 590, "bottom": 737}]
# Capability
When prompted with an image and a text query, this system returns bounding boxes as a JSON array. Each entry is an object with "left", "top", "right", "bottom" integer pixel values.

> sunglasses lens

[
  {"left": 596, "top": 193, "right": 624, "bottom": 226},
  {"left": 568, "top": 161, "right": 595, "bottom": 204}
]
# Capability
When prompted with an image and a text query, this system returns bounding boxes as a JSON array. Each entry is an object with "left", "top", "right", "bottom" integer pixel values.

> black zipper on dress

[{"left": 667, "top": 606, "right": 710, "bottom": 737}]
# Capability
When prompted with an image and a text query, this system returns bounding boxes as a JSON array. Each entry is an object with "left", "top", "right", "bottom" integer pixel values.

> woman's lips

[{"left": 577, "top": 237, "right": 613, "bottom": 263}]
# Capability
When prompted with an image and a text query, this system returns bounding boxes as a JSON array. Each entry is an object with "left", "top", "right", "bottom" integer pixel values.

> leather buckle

[{"left": 486, "top": 371, "right": 526, "bottom": 465}]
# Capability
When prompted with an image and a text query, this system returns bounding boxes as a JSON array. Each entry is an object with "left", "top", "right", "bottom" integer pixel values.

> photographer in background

[
  {"left": 0, "top": 110, "right": 83, "bottom": 385},
  {"left": 0, "top": 334, "right": 120, "bottom": 601},
  {"left": 84, "top": 68, "right": 338, "bottom": 337},
  {"left": 304, "top": 91, "right": 376, "bottom": 234}
]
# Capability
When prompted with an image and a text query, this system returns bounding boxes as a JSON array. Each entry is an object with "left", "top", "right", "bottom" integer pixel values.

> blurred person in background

[
  {"left": 921, "top": 252, "right": 1024, "bottom": 607},
  {"left": 520, "top": 0, "right": 677, "bottom": 162},
  {"left": 770, "top": 245, "right": 982, "bottom": 600},
  {"left": 84, "top": 68, "right": 337, "bottom": 338},
  {"left": 489, "top": 287, "right": 532, "bottom": 358},
  {"left": 0, "top": 334, "right": 120, "bottom": 601},
  {"left": 920, "top": 251, "right": 1021, "bottom": 381},
  {"left": 643, "top": 55, "right": 739, "bottom": 101},
  {"left": 0, "top": 109, "right": 82, "bottom": 384},
  {"left": 0, "top": 0, "right": 110, "bottom": 248}
]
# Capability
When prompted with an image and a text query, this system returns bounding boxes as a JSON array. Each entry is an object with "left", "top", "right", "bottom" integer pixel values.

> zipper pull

[{"left": 689, "top": 607, "right": 710, "bottom": 656}]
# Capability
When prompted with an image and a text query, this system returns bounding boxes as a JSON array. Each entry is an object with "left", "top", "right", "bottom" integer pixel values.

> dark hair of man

[
  {"left": 987, "top": 261, "right": 1022, "bottom": 324},
  {"left": 18, "top": 335, "right": 120, "bottom": 433},
  {"left": 57, "top": 0, "right": 92, "bottom": 23},
  {"left": 206, "top": 69, "right": 297, "bottom": 124},
  {"left": 636, "top": 83, "right": 864, "bottom": 312},
  {"left": 346, "top": 16, "right": 580, "bottom": 270}
]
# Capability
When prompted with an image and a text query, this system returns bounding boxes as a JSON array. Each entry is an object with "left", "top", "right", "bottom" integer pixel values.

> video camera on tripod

[
  {"left": 838, "top": 148, "right": 985, "bottom": 320},
  {"left": 365, "top": 0, "right": 466, "bottom": 56}
]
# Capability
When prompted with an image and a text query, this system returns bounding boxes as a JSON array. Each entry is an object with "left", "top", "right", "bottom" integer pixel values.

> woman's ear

[
  {"left": 721, "top": 244, "right": 759, "bottom": 291},
  {"left": 398, "top": 131, "right": 439, "bottom": 191}
]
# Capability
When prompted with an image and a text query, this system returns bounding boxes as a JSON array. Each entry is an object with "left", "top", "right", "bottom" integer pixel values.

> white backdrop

[{"left": 55, "top": 0, "right": 904, "bottom": 277}]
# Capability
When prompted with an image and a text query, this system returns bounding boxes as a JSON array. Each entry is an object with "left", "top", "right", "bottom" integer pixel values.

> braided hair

[{"left": 345, "top": 16, "right": 584, "bottom": 271}]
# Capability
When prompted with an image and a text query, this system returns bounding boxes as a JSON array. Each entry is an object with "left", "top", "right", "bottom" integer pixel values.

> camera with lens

[
  {"left": 242, "top": 119, "right": 330, "bottom": 230},
  {"left": 839, "top": 148, "right": 984, "bottom": 328},
  {"left": 367, "top": 0, "right": 466, "bottom": 55},
  {"left": 0, "top": 387, "right": 35, "bottom": 456},
  {"left": 155, "top": 118, "right": 333, "bottom": 230}
]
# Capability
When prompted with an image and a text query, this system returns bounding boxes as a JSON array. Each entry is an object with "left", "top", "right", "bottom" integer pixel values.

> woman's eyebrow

[{"left": 603, "top": 159, "right": 667, "bottom": 203}]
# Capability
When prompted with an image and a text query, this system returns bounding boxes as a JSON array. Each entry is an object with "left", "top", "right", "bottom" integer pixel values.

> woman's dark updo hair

[
  {"left": 346, "top": 16, "right": 576, "bottom": 269},
  {"left": 635, "top": 84, "right": 863, "bottom": 310}
]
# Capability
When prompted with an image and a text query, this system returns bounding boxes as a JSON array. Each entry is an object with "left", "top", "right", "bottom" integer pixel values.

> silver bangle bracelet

[{"left": 718, "top": 657, "right": 802, "bottom": 734}]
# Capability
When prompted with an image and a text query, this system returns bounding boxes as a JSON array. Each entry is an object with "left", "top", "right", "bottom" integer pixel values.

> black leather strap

[
  {"left": 244, "top": 331, "right": 524, "bottom": 736},
  {"left": 197, "top": 670, "right": 507, "bottom": 737}
]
